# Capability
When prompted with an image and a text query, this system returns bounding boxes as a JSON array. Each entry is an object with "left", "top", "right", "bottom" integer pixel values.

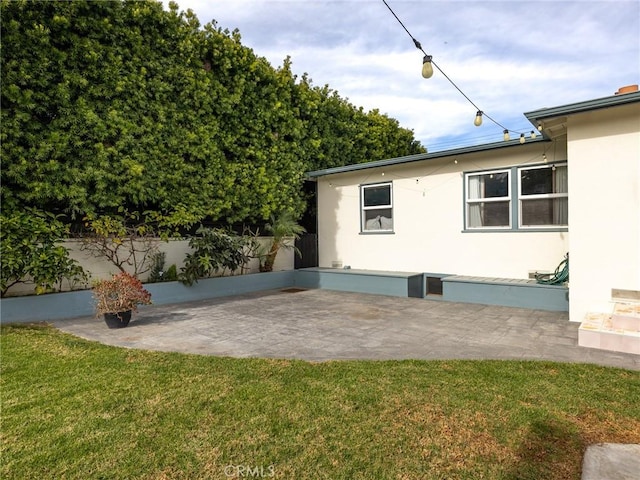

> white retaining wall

[{"left": 4, "top": 237, "right": 294, "bottom": 297}]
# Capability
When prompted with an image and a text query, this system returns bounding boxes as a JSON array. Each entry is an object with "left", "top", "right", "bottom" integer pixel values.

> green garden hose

[{"left": 535, "top": 253, "right": 569, "bottom": 285}]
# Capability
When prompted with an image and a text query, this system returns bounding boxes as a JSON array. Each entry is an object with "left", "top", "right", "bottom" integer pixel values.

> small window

[
  {"left": 519, "top": 164, "right": 568, "bottom": 227},
  {"left": 465, "top": 170, "right": 511, "bottom": 229},
  {"left": 361, "top": 182, "right": 393, "bottom": 232}
]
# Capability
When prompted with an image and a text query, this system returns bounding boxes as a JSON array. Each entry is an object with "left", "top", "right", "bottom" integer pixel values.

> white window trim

[
  {"left": 518, "top": 164, "right": 568, "bottom": 229},
  {"left": 361, "top": 181, "right": 393, "bottom": 233},
  {"left": 465, "top": 169, "right": 512, "bottom": 230}
]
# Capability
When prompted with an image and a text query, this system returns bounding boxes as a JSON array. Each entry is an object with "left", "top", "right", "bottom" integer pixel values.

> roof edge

[
  {"left": 306, "top": 137, "right": 547, "bottom": 178},
  {"left": 525, "top": 91, "right": 640, "bottom": 122}
]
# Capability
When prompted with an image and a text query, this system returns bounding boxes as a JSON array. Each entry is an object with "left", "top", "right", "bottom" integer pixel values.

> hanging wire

[{"left": 381, "top": 0, "right": 517, "bottom": 136}]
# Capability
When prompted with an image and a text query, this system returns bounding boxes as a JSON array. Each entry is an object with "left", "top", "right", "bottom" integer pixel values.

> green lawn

[{"left": 2, "top": 323, "right": 639, "bottom": 480}]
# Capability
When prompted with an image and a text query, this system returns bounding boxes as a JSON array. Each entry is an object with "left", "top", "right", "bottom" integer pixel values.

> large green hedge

[{"left": 1, "top": 0, "right": 424, "bottom": 226}]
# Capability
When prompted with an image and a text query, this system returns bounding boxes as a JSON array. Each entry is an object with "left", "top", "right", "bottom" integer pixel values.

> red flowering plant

[{"left": 92, "top": 272, "right": 152, "bottom": 316}]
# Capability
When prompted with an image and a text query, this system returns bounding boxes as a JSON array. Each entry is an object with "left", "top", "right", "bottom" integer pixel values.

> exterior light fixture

[
  {"left": 537, "top": 123, "right": 543, "bottom": 131},
  {"left": 530, "top": 130, "right": 537, "bottom": 139},
  {"left": 503, "top": 129, "right": 510, "bottom": 141},
  {"left": 519, "top": 133, "right": 525, "bottom": 144},
  {"left": 474, "top": 111, "right": 483, "bottom": 127},
  {"left": 421, "top": 55, "right": 433, "bottom": 79}
]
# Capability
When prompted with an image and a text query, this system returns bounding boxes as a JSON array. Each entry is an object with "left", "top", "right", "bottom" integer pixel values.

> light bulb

[
  {"left": 519, "top": 133, "right": 525, "bottom": 144},
  {"left": 530, "top": 130, "right": 537, "bottom": 139},
  {"left": 503, "top": 130, "right": 510, "bottom": 141},
  {"left": 474, "top": 111, "right": 483, "bottom": 127},
  {"left": 543, "top": 153, "right": 548, "bottom": 163},
  {"left": 537, "top": 123, "right": 543, "bottom": 132},
  {"left": 421, "top": 55, "right": 433, "bottom": 79}
]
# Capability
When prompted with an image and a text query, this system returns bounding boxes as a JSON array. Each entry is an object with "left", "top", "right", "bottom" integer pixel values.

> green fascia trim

[
  {"left": 524, "top": 91, "right": 640, "bottom": 123},
  {"left": 305, "top": 137, "right": 547, "bottom": 178},
  {"left": 306, "top": 92, "right": 640, "bottom": 180}
]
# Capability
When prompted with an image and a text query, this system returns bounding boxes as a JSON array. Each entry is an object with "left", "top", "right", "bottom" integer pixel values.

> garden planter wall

[
  {"left": 0, "top": 270, "right": 295, "bottom": 324},
  {"left": 0, "top": 289, "right": 95, "bottom": 324}
]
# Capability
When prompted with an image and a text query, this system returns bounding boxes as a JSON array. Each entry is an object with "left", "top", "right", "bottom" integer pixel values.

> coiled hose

[{"left": 535, "top": 253, "right": 569, "bottom": 285}]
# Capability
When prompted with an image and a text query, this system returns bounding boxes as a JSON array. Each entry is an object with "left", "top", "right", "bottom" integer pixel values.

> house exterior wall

[
  {"left": 566, "top": 102, "right": 640, "bottom": 322},
  {"left": 317, "top": 141, "right": 569, "bottom": 280}
]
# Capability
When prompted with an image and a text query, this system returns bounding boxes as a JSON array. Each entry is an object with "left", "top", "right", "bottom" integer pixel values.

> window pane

[
  {"left": 363, "top": 185, "right": 391, "bottom": 207},
  {"left": 468, "top": 172, "right": 508, "bottom": 199},
  {"left": 468, "top": 201, "right": 510, "bottom": 227},
  {"left": 521, "top": 198, "right": 568, "bottom": 226},
  {"left": 521, "top": 165, "right": 567, "bottom": 195},
  {"left": 364, "top": 209, "right": 393, "bottom": 230}
]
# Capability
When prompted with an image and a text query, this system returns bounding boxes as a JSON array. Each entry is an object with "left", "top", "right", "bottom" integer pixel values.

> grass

[{"left": 1, "top": 323, "right": 639, "bottom": 480}]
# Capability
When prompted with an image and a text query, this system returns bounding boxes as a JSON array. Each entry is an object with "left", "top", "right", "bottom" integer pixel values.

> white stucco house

[{"left": 304, "top": 87, "right": 640, "bottom": 353}]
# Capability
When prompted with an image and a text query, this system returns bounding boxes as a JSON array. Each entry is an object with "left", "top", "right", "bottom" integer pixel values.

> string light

[
  {"left": 474, "top": 111, "right": 483, "bottom": 127},
  {"left": 421, "top": 55, "right": 433, "bottom": 79},
  {"left": 382, "top": 0, "right": 530, "bottom": 143}
]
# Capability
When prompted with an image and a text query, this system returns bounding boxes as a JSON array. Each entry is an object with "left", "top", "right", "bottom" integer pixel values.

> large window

[
  {"left": 361, "top": 182, "right": 393, "bottom": 232},
  {"left": 519, "top": 164, "right": 568, "bottom": 227},
  {"left": 465, "top": 170, "right": 511, "bottom": 229},
  {"left": 464, "top": 163, "right": 568, "bottom": 231}
]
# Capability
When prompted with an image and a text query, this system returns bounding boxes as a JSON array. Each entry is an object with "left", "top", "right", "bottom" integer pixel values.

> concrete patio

[{"left": 52, "top": 288, "right": 640, "bottom": 370}]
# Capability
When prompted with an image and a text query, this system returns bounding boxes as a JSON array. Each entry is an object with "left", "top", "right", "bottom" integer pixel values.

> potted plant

[{"left": 92, "top": 272, "right": 152, "bottom": 328}]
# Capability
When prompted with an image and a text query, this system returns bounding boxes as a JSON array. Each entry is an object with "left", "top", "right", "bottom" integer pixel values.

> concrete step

[
  {"left": 579, "top": 313, "right": 640, "bottom": 355},
  {"left": 612, "top": 302, "right": 640, "bottom": 331},
  {"left": 582, "top": 443, "right": 640, "bottom": 480},
  {"left": 612, "top": 288, "right": 640, "bottom": 303}
]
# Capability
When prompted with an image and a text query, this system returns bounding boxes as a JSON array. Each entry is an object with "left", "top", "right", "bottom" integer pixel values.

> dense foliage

[
  {"left": 1, "top": 0, "right": 424, "bottom": 226},
  {"left": 179, "top": 227, "right": 257, "bottom": 285},
  {"left": 0, "top": 209, "right": 87, "bottom": 296}
]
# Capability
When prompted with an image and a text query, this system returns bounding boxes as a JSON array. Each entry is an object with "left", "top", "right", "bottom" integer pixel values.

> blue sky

[{"left": 163, "top": 0, "right": 639, "bottom": 152}]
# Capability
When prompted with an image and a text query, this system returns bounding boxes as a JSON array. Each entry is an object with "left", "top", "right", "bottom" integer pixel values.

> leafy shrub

[
  {"left": 164, "top": 264, "right": 178, "bottom": 282},
  {"left": 148, "top": 252, "right": 178, "bottom": 283},
  {"left": 80, "top": 210, "right": 165, "bottom": 278},
  {"left": 92, "top": 272, "right": 152, "bottom": 315},
  {"left": 180, "top": 228, "right": 258, "bottom": 286},
  {"left": 147, "top": 252, "right": 167, "bottom": 283},
  {"left": 0, "top": 210, "right": 87, "bottom": 296}
]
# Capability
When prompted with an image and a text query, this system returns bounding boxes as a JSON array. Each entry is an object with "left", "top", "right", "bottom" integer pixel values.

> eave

[{"left": 306, "top": 137, "right": 547, "bottom": 178}]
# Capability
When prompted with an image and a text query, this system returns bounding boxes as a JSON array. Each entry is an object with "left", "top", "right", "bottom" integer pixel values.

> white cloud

[{"left": 162, "top": 0, "right": 640, "bottom": 151}]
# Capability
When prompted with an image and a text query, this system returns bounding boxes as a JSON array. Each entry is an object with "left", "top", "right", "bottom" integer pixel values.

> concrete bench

[
  {"left": 294, "top": 268, "right": 424, "bottom": 298},
  {"left": 442, "top": 275, "right": 569, "bottom": 311}
]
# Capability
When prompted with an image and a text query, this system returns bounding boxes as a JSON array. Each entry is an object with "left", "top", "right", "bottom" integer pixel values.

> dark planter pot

[{"left": 103, "top": 310, "right": 132, "bottom": 329}]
